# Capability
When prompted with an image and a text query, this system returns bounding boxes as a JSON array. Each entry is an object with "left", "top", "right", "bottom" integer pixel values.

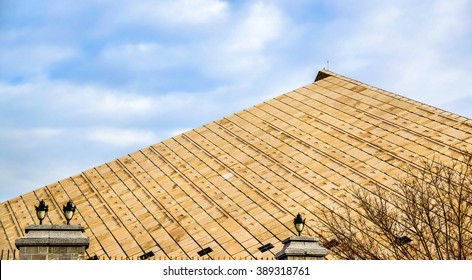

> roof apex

[{"left": 314, "top": 69, "right": 332, "bottom": 81}]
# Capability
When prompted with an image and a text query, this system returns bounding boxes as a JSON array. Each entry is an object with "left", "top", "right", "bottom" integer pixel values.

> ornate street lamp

[
  {"left": 35, "top": 200, "right": 48, "bottom": 225},
  {"left": 63, "top": 200, "right": 76, "bottom": 225},
  {"left": 294, "top": 213, "right": 305, "bottom": 236}
]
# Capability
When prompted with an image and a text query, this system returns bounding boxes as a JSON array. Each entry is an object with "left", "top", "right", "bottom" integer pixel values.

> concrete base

[
  {"left": 275, "top": 236, "right": 328, "bottom": 260},
  {"left": 15, "top": 225, "right": 89, "bottom": 260}
]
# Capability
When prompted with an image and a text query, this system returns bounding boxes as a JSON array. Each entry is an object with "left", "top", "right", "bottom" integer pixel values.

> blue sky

[{"left": 1, "top": 0, "right": 471, "bottom": 202}]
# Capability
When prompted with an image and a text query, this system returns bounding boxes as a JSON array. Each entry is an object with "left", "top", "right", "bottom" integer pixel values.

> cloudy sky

[{"left": 1, "top": 0, "right": 471, "bottom": 202}]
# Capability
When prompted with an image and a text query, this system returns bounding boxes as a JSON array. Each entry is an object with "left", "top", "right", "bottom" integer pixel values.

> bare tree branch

[{"left": 318, "top": 150, "right": 472, "bottom": 259}]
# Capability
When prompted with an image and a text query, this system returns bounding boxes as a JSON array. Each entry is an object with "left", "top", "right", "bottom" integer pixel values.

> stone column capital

[
  {"left": 275, "top": 235, "right": 328, "bottom": 260},
  {"left": 15, "top": 224, "right": 89, "bottom": 260}
]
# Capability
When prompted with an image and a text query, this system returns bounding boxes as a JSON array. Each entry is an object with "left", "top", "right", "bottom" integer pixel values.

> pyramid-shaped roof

[{"left": 1, "top": 70, "right": 471, "bottom": 259}]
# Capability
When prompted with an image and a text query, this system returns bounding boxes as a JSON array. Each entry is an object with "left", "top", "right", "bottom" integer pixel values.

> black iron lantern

[
  {"left": 294, "top": 213, "right": 305, "bottom": 236},
  {"left": 35, "top": 200, "right": 48, "bottom": 225},
  {"left": 63, "top": 200, "right": 76, "bottom": 225}
]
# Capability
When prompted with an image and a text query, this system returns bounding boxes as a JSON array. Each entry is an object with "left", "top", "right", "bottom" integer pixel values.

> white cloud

[
  {"left": 68, "top": 89, "right": 157, "bottom": 117},
  {"left": 0, "top": 44, "right": 77, "bottom": 77},
  {"left": 110, "top": 0, "right": 229, "bottom": 27},
  {"left": 95, "top": 2, "right": 288, "bottom": 80},
  {"left": 428, "top": 0, "right": 472, "bottom": 43},
  {"left": 322, "top": 0, "right": 472, "bottom": 108},
  {"left": 0, "top": 79, "right": 153, "bottom": 118},
  {"left": 333, "top": 1, "right": 468, "bottom": 59},
  {"left": 0, "top": 127, "right": 63, "bottom": 140},
  {"left": 0, "top": 79, "right": 199, "bottom": 121},
  {"left": 73, "top": 89, "right": 197, "bottom": 119},
  {"left": 0, "top": 81, "right": 33, "bottom": 99},
  {"left": 21, "top": 128, "right": 62, "bottom": 138},
  {"left": 86, "top": 127, "right": 157, "bottom": 147},
  {"left": 99, "top": 42, "right": 187, "bottom": 71},
  {"left": 200, "top": 2, "right": 288, "bottom": 79},
  {"left": 225, "top": 2, "right": 284, "bottom": 53},
  {"left": 0, "top": 127, "right": 64, "bottom": 153}
]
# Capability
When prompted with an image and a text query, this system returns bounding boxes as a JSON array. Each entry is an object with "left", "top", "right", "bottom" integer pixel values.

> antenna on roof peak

[{"left": 323, "top": 60, "right": 330, "bottom": 71}]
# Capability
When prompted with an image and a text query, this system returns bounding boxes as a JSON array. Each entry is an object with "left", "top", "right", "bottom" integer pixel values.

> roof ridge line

[
  {"left": 314, "top": 69, "right": 472, "bottom": 123},
  {"left": 315, "top": 69, "right": 369, "bottom": 87}
]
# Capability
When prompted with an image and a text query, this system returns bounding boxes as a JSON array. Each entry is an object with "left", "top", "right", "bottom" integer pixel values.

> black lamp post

[
  {"left": 63, "top": 200, "right": 76, "bottom": 225},
  {"left": 35, "top": 200, "right": 48, "bottom": 225},
  {"left": 294, "top": 213, "right": 305, "bottom": 236}
]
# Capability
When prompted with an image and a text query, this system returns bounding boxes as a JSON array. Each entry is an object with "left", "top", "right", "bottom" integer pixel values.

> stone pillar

[
  {"left": 275, "top": 236, "right": 328, "bottom": 260},
  {"left": 15, "top": 225, "right": 89, "bottom": 260}
]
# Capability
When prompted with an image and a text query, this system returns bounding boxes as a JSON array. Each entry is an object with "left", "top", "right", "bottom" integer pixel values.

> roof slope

[{"left": 1, "top": 70, "right": 471, "bottom": 259}]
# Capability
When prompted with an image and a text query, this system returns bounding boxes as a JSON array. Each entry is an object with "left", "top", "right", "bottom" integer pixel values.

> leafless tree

[{"left": 318, "top": 151, "right": 472, "bottom": 259}]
